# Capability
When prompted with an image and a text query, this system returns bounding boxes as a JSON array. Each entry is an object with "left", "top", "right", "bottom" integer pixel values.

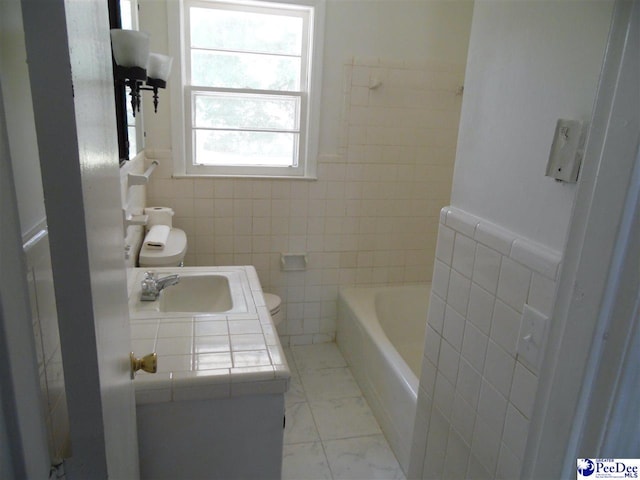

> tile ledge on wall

[
  {"left": 510, "top": 239, "right": 560, "bottom": 281},
  {"left": 440, "top": 206, "right": 561, "bottom": 281},
  {"left": 349, "top": 56, "right": 466, "bottom": 74},
  {"left": 444, "top": 207, "right": 479, "bottom": 238},
  {"left": 474, "top": 221, "right": 514, "bottom": 257}
]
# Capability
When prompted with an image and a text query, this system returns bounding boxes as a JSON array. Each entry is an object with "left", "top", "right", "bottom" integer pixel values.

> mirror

[{"left": 109, "top": 0, "right": 144, "bottom": 165}]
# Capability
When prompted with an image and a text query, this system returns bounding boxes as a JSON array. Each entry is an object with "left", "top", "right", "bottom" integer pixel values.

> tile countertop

[{"left": 127, "top": 266, "right": 290, "bottom": 405}]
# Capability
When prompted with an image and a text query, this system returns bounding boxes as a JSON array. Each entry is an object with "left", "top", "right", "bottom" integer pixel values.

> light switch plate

[
  {"left": 517, "top": 304, "right": 549, "bottom": 373},
  {"left": 545, "top": 119, "right": 586, "bottom": 183}
]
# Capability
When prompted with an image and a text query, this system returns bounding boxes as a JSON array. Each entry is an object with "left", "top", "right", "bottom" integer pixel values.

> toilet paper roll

[{"left": 144, "top": 206, "right": 174, "bottom": 228}]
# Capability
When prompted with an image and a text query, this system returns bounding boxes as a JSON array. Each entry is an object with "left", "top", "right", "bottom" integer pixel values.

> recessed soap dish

[{"left": 280, "top": 253, "right": 308, "bottom": 271}]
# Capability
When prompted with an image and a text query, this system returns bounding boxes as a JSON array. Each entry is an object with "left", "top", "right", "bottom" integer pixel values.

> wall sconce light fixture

[{"left": 110, "top": 29, "right": 173, "bottom": 116}]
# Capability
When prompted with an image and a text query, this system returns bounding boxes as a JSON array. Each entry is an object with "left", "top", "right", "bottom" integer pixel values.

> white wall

[
  {"left": 320, "top": 0, "right": 474, "bottom": 152},
  {"left": 451, "top": 0, "right": 614, "bottom": 253},
  {"left": 0, "top": 0, "right": 46, "bottom": 238}
]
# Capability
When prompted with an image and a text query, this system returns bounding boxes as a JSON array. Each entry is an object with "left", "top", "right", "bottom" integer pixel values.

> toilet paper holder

[
  {"left": 123, "top": 209, "right": 148, "bottom": 228},
  {"left": 280, "top": 253, "right": 308, "bottom": 271},
  {"left": 128, "top": 160, "right": 159, "bottom": 186}
]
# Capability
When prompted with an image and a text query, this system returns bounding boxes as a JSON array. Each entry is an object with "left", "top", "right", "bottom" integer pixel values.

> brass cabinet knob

[{"left": 130, "top": 352, "right": 157, "bottom": 379}]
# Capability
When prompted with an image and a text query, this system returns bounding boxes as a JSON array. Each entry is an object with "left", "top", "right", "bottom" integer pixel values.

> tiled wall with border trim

[
  {"left": 409, "top": 206, "right": 561, "bottom": 479},
  {"left": 23, "top": 227, "right": 70, "bottom": 461}
]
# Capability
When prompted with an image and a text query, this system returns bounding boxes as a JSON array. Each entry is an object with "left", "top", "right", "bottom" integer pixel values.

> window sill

[{"left": 171, "top": 173, "right": 318, "bottom": 181}]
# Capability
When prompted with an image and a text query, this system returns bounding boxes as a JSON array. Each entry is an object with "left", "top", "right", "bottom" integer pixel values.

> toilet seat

[{"left": 139, "top": 228, "right": 187, "bottom": 267}]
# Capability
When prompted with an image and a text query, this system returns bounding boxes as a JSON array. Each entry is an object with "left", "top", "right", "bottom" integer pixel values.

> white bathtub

[{"left": 337, "top": 284, "right": 430, "bottom": 474}]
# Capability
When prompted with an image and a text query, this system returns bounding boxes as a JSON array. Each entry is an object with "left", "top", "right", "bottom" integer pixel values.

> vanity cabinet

[
  {"left": 137, "top": 394, "right": 284, "bottom": 479},
  {"left": 127, "top": 266, "right": 290, "bottom": 479}
]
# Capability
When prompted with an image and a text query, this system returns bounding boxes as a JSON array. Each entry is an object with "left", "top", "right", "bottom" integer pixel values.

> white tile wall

[
  {"left": 24, "top": 229, "right": 70, "bottom": 461},
  {"left": 146, "top": 58, "right": 465, "bottom": 345},
  {"left": 410, "top": 206, "right": 561, "bottom": 479}
]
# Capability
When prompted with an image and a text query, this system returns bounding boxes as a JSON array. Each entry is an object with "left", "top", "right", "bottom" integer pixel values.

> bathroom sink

[
  {"left": 129, "top": 268, "right": 252, "bottom": 317},
  {"left": 159, "top": 274, "right": 232, "bottom": 313}
]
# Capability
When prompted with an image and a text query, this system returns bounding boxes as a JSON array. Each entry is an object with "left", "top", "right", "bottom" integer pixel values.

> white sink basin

[
  {"left": 129, "top": 268, "right": 252, "bottom": 317},
  {"left": 160, "top": 275, "right": 232, "bottom": 313}
]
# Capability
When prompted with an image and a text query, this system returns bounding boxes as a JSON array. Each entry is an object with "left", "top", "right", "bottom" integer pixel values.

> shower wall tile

[
  {"left": 503, "top": 404, "right": 529, "bottom": 460},
  {"left": 424, "top": 326, "right": 441, "bottom": 367},
  {"left": 438, "top": 340, "right": 460, "bottom": 384},
  {"left": 411, "top": 206, "right": 562, "bottom": 479},
  {"left": 146, "top": 58, "right": 465, "bottom": 345},
  {"left": 490, "top": 300, "right": 521, "bottom": 356},
  {"left": 528, "top": 273, "right": 557, "bottom": 317},
  {"left": 468, "top": 453, "right": 493, "bottom": 480},
  {"left": 452, "top": 233, "right": 476, "bottom": 278},
  {"left": 442, "top": 307, "right": 465, "bottom": 352},
  {"left": 472, "top": 415, "right": 501, "bottom": 473},
  {"left": 447, "top": 270, "right": 471, "bottom": 317},
  {"left": 427, "top": 293, "right": 446, "bottom": 334},
  {"left": 467, "top": 284, "right": 494, "bottom": 336},
  {"left": 435, "top": 225, "right": 455, "bottom": 264},
  {"left": 472, "top": 243, "right": 502, "bottom": 294},
  {"left": 496, "top": 442, "right": 522, "bottom": 480},
  {"left": 461, "top": 327, "right": 488, "bottom": 378},
  {"left": 457, "top": 359, "right": 482, "bottom": 408},
  {"left": 484, "top": 341, "right": 515, "bottom": 398},
  {"left": 423, "top": 407, "right": 448, "bottom": 478},
  {"left": 431, "top": 260, "right": 451, "bottom": 300},
  {"left": 477, "top": 379, "right": 507, "bottom": 434},
  {"left": 451, "top": 392, "right": 476, "bottom": 445},
  {"left": 443, "top": 427, "right": 470, "bottom": 479},
  {"left": 497, "top": 258, "right": 531, "bottom": 312}
]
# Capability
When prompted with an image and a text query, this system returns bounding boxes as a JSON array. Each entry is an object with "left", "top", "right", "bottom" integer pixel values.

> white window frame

[{"left": 168, "top": 0, "right": 324, "bottom": 179}]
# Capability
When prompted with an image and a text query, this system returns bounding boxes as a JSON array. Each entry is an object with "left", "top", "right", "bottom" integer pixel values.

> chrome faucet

[{"left": 140, "top": 271, "right": 180, "bottom": 301}]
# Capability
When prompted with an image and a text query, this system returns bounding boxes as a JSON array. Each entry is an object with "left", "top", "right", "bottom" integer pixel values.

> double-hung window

[{"left": 170, "top": 0, "right": 324, "bottom": 178}]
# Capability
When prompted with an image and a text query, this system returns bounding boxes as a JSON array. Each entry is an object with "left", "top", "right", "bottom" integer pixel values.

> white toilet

[
  {"left": 138, "top": 228, "right": 188, "bottom": 267},
  {"left": 264, "top": 293, "right": 283, "bottom": 327}
]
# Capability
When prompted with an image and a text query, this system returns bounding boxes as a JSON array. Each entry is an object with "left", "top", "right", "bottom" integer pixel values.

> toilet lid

[
  {"left": 139, "top": 228, "right": 187, "bottom": 266},
  {"left": 264, "top": 293, "right": 281, "bottom": 313}
]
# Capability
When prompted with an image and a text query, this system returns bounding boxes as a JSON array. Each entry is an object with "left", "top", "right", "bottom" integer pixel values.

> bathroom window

[{"left": 169, "top": 0, "right": 324, "bottom": 178}]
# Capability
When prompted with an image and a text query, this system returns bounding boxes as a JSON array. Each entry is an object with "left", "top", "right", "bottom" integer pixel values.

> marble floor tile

[
  {"left": 283, "top": 346, "right": 298, "bottom": 375},
  {"left": 324, "top": 435, "right": 405, "bottom": 480},
  {"left": 285, "top": 374, "right": 307, "bottom": 408},
  {"left": 292, "top": 343, "right": 347, "bottom": 372},
  {"left": 281, "top": 342, "right": 405, "bottom": 479},
  {"left": 282, "top": 441, "right": 333, "bottom": 480},
  {"left": 284, "top": 401, "right": 320, "bottom": 445},
  {"left": 301, "top": 367, "right": 362, "bottom": 401},
  {"left": 310, "top": 396, "right": 381, "bottom": 441}
]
